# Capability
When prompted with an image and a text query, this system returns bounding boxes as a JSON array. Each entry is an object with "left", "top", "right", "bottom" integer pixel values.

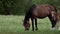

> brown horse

[{"left": 23, "top": 4, "right": 57, "bottom": 31}]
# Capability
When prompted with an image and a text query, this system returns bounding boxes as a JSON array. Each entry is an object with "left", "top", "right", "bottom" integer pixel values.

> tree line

[{"left": 0, "top": 0, "right": 60, "bottom": 15}]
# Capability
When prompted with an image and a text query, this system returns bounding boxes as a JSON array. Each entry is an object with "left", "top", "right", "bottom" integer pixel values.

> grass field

[{"left": 0, "top": 15, "right": 60, "bottom": 34}]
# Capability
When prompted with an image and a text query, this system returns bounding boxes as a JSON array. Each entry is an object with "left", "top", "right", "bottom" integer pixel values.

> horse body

[
  {"left": 23, "top": 4, "right": 57, "bottom": 31},
  {"left": 31, "top": 4, "right": 57, "bottom": 19},
  {"left": 32, "top": 4, "right": 50, "bottom": 18}
]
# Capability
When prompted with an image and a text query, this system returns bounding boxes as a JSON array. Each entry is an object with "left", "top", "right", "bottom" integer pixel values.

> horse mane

[{"left": 24, "top": 4, "right": 36, "bottom": 20}]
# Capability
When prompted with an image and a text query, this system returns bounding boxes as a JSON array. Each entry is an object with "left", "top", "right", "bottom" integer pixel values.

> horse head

[{"left": 23, "top": 20, "right": 30, "bottom": 30}]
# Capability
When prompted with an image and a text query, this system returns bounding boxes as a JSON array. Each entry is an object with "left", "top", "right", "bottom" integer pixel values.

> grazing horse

[{"left": 23, "top": 4, "right": 57, "bottom": 31}]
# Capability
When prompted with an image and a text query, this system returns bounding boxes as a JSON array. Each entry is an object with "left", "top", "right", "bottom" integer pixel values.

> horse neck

[
  {"left": 24, "top": 17, "right": 29, "bottom": 22},
  {"left": 24, "top": 13, "right": 30, "bottom": 22},
  {"left": 24, "top": 16, "right": 29, "bottom": 24},
  {"left": 24, "top": 4, "right": 36, "bottom": 22}
]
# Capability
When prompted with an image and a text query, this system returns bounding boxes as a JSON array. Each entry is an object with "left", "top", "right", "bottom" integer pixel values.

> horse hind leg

[
  {"left": 48, "top": 16, "right": 56, "bottom": 30},
  {"left": 35, "top": 18, "right": 38, "bottom": 30},
  {"left": 52, "top": 21, "right": 56, "bottom": 30}
]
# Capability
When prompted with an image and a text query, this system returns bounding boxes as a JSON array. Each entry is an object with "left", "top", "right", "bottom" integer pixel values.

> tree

[{"left": 1, "top": 0, "right": 10, "bottom": 15}]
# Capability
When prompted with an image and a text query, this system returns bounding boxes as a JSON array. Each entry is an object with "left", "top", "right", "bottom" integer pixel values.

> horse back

[{"left": 32, "top": 4, "right": 56, "bottom": 18}]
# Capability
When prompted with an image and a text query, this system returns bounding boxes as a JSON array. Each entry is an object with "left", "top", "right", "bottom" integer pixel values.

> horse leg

[
  {"left": 35, "top": 18, "right": 38, "bottom": 30},
  {"left": 51, "top": 21, "right": 56, "bottom": 30},
  {"left": 51, "top": 20, "right": 56, "bottom": 28},
  {"left": 31, "top": 18, "right": 34, "bottom": 31},
  {"left": 48, "top": 16, "right": 56, "bottom": 30}
]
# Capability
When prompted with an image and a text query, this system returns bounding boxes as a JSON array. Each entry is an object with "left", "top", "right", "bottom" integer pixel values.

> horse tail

[
  {"left": 50, "top": 4, "right": 57, "bottom": 12},
  {"left": 53, "top": 5, "right": 57, "bottom": 12},
  {"left": 25, "top": 4, "right": 36, "bottom": 20}
]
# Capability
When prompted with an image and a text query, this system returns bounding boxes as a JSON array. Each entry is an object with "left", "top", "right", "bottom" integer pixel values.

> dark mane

[{"left": 24, "top": 4, "right": 36, "bottom": 20}]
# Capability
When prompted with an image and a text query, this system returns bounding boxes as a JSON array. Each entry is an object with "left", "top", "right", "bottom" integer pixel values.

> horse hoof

[
  {"left": 25, "top": 29, "right": 29, "bottom": 30},
  {"left": 32, "top": 29, "right": 34, "bottom": 31},
  {"left": 50, "top": 28, "right": 55, "bottom": 30},
  {"left": 36, "top": 29, "right": 38, "bottom": 31}
]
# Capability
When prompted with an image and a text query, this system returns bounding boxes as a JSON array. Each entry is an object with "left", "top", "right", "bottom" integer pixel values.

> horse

[{"left": 23, "top": 4, "right": 57, "bottom": 31}]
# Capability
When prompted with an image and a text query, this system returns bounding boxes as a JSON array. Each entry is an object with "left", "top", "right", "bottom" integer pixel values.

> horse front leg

[
  {"left": 31, "top": 18, "right": 34, "bottom": 31},
  {"left": 35, "top": 18, "right": 38, "bottom": 30}
]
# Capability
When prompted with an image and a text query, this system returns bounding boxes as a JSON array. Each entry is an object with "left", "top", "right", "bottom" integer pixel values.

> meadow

[{"left": 0, "top": 15, "right": 60, "bottom": 34}]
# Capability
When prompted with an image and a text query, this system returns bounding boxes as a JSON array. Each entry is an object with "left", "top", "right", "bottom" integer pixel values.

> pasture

[{"left": 0, "top": 15, "right": 60, "bottom": 34}]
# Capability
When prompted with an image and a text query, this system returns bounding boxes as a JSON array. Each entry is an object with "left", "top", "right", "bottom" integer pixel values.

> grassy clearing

[{"left": 0, "top": 15, "right": 60, "bottom": 34}]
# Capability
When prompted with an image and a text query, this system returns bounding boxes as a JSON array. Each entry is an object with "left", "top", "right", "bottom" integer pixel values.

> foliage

[
  {"left": 0, "top": 0, "right": 60, "bottom": 15},
  {"left": 32, "top": 0, "right": 60, "bottom": 11},
  {"left": 0, "top": 0, "right": 32, "bottom": 15}
]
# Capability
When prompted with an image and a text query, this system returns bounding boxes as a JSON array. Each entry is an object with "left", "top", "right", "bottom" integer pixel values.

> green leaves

[
  {"left": 0, "top": 0, "right": 60, "bottom": 15},
  {"left": 32, "top": 0, "right": 60, "bottom": 11}
]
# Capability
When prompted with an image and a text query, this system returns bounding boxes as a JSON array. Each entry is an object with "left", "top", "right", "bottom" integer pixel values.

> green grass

[{"left": 0, "top": 15, "right": 60, "bottom": 34}]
